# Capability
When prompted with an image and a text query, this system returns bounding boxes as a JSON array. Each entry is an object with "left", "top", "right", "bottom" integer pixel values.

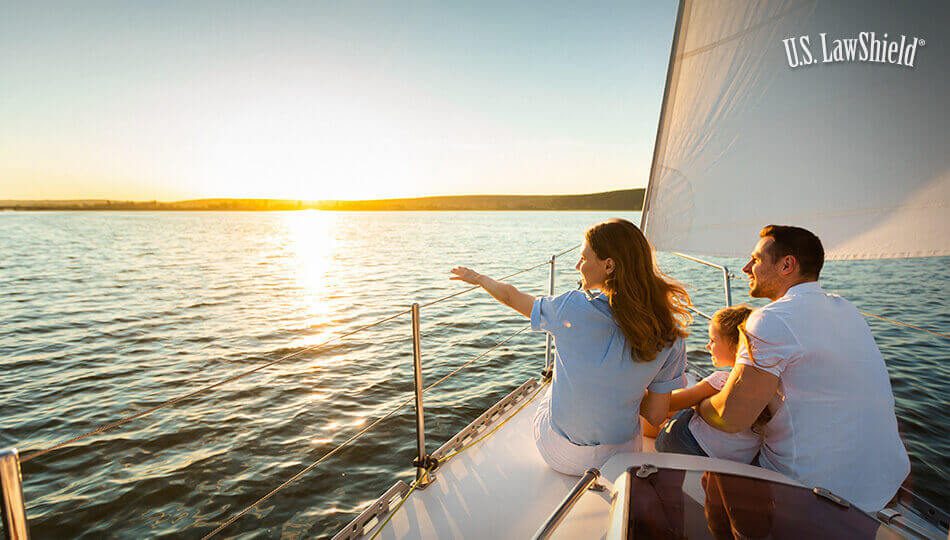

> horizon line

[{"left": 1, "top": 188, "right": 646, "bottom": 204}]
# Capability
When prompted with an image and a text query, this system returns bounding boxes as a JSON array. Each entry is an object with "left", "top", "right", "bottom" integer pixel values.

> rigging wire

[
  {"left": 860, "top": 311, "right": 949, "bottom": 340},
  {"left": 20, "top": 308, "right": 412, "bottom": 464},
  {"left": 203, "top": 323, "right": 534, "bottom": 537},
  {"left": 914, "top": 455, "right": 950, "bottom": 481},
  {"left": 205, "top": 248, "right": 942, "bottom": 537},
  {"left": 367, "top": 478, "right": 422, "bottom": 540},
  {"left": 422, "top": 326, "right": 530, "bottom": 392},
  {"left": 368, "top": 378, "right": 550, "bottom": 540},
  {"left": 437, "top": 378, "right": 549, "bottom": 463},
  {"left": 15, "top": 239, "right": 946, "bottom": 536},
  {"left": 201, "top": 395, "right": 414, "bottom": 540},
  {"left": 686, "top": 305, "right": 713, "bottom": 321},
  {"left": 20, "top": 248, "right": 576, "bottom": 464},
  {"left": 723, "top": 273, "right": 948, "bottom": 340},
  {"left": 420, "top": 244, "right": 580, "bottom": 309}
]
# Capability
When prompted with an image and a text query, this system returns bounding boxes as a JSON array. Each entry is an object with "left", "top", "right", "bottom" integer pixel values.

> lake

[{"left": 1, "top": 211, "right": 946, "bottom": 538}]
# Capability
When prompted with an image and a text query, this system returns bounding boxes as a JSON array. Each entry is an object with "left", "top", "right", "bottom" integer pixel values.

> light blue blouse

[{"left": 531, "top": 290, "right": 686, "bottom": 445}]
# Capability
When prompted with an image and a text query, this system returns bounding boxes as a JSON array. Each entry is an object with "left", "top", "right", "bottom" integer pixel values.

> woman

[{"left": 450, "top": 218, "right": 692, "bottom": 475}]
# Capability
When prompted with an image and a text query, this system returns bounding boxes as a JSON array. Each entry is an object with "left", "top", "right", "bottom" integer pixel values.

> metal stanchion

[
  {"left": 721, "top": 266, "right": 733, "bottom": 307},
  {"left": 1, "top": 448, "right": 29, "bottom": 540},
  {"left": 410, "top": 304, "right": 436, "bottom": 488},
  {"left": 542, "top": 255, "right": 555, "bottom": 379},
  {"left": 671, "top": 252, "right": 733, "bottom": 308}
]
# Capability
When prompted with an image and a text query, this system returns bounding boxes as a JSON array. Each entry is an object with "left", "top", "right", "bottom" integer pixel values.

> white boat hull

[{"left": 338, "top": 376, "right": 947, "bottom": 539}]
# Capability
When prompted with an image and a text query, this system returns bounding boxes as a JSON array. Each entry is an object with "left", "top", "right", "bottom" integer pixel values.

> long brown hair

[{"left": 586, "top": 219, "right": 692, "bottom": 362}]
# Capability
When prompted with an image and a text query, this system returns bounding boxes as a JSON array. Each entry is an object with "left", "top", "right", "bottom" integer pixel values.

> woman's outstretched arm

[{"left": 450, "top": 267, "right": 535, "bottom": 318}]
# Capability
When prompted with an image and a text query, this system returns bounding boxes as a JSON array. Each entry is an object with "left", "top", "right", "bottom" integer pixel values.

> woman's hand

[
  {"left": 449, "top": 266, "right": 535, "bottom": 318},
  {"left": 450, "top": 266, "right": 483, "bottom": 286}
]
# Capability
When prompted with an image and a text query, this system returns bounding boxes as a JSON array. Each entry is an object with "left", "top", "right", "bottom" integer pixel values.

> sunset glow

[{"left": 0, "top": 2, "right": 676, "bottom": 201}]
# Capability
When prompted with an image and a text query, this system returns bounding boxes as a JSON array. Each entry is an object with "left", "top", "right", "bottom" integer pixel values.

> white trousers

[{"left": 532, "top": 389, "right": 641, "bottom": 476}]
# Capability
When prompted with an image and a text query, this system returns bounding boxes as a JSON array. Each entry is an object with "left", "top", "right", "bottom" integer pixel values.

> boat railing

[
  {"left": 675, "top": 252, "right": 950, "bottom": 341},
  {"left": 670, "top": 251, "right": 734, "bottom": 315},
  {"left": 0, "top": 245, "right": 579, "bottom": 540},
  {"left": 532, "top": 468, "right": 606, "bottom": 540},
  {"left": 2, "top": 246, "right": 946, "bottom": 540}
]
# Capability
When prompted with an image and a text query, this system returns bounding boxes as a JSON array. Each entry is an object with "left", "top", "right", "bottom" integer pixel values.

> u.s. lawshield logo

[{"left": 782, "top": 32, "right": 925, "bottom": 68}]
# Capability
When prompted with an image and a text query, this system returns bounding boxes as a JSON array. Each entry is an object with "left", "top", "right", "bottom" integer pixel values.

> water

[{"left": 1, "top": 211, "right": 946, "bottom": 539}]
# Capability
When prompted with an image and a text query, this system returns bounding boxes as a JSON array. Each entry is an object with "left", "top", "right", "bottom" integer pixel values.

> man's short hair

[{"left": 759, "top": 225, "right": 824, "bottom": 279}]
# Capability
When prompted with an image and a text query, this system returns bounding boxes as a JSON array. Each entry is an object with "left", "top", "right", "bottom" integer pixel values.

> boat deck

[{"left": 362, "top": 378, "right": 796, "bottom": 539}]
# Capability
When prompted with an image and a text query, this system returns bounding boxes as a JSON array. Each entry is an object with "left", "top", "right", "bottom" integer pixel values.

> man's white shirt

[{"left": 736, "top": 281, "right": 909, "bottom": 512}]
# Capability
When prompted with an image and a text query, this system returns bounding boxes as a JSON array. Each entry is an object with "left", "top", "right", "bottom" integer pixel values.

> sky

[{"left": 0, "top": 1, "right": 677, "bottom": 201}]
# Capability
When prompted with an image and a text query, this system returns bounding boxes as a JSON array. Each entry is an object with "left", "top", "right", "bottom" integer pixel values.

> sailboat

[
  {"left": 0, "top": 0, "right": 944, "bottom": 538},
  {"left": 332, "top": 0, "right": 949, "bottom": 538}
]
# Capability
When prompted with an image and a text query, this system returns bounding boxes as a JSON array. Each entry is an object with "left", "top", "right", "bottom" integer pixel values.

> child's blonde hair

[
  {"left": 711, "top": 305, "right": 753, "bottom": 346},
  {"left": 713, "top": 305, "right": 774, "bottom": 435}
]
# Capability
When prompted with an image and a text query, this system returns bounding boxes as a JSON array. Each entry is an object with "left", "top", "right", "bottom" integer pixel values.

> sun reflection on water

[{"left": 283, "top": 211, "right": 340, "bottom": 345}]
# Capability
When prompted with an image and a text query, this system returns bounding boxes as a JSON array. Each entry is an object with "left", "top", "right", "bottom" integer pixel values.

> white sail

[{"left": 642, "top": 0, "right": 949, "bottom": 259}]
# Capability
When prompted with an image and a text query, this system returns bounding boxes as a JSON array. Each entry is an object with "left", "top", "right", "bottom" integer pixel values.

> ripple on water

[{"left": 1, "top": 211, "right": 947, "bottom": 538}]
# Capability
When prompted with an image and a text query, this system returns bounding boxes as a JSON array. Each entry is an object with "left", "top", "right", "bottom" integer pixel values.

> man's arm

[{"left": 698, "top": 363, "right": 779, "bottom": 433}]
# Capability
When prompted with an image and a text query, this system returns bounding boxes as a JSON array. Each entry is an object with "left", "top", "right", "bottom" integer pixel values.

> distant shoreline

[{"left": 0, "top": 189, "right": 644, "bottom": 212}]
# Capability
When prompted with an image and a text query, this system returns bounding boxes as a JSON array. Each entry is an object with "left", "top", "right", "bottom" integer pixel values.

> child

[{"left": 650, "top": 305, "right": 772, "bottom": 464}]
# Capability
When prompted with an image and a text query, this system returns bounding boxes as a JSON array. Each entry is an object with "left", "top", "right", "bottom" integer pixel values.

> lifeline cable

[
  {"left": 725, "top": 273, "right": 948, "bottom": 340},
  {"left": 420, "top": 244, "right": 580, "bottom": 309},
  {"left": 20, "top": 307, "right": 412, "bottom": 463},
  {"left": 860, "top": 311, "right": 949, "bottom": 340},
  {"left": 200, "top": 395, "right": 415, "bottom": 540},
  {"left": 686, "top": 305, "right": 713, "bottom": 321},
  {"left": 21, "top": 249, "right": 577, "bottom": 463},
  {"left": 203, "top": 323, "right": 534, "bottom": 537},
  {"left": 423, "top": 326, "right": 530, "bottom": 393},
  {"left": 368, "top": 378, "right": 551, "bottom": 539}
]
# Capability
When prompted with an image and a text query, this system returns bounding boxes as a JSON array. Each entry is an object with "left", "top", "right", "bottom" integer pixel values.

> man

[{"left": 698, "top": 225, "right": 909, "bottom": 512}]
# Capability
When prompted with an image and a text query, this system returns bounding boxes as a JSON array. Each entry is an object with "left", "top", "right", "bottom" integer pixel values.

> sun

[{"left": 188, "top": 97, "right": 425, "bottom": 201}]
